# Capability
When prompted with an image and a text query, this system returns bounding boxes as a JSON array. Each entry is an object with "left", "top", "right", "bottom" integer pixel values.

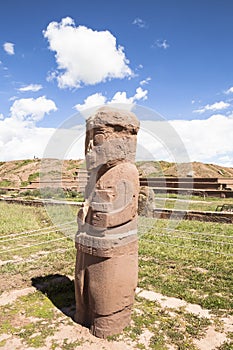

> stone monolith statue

[{"left": 74, "top": 106, "right": 140, "bottom": 338}]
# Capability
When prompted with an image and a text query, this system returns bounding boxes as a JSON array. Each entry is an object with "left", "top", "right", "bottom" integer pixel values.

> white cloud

[
  {"left": 3, "top": 42, "right": 15, "bottom": 55},
  {"left": 9, "top": 96, "right": 17, "bottom": 102},
  {"left": 110, "top": 91, "right": 133, "bottom": 104},
  {"left": 74, "top": 87, "right": 148, "bottom": 113},
  {"left": 43, "top": 17, "right": 133, "bottom": 89},
  {"left": 140, "top": 77, "right": 151, "bottom": 86},
  {"left": 193, "top": 101, "right": 230, "bottom": 114},
  {"left": 0, "top": 122, "right": 55, "bottom": 161},
  {"left": 110, "top": 87, "right": 148, "bottom": 105},
  {"left": 74, "top": 93, "right": 107, "bottom": 112},
  {"left": 132, "top": 18, "right": 147, "bottom": 28},
  {"left": 134, "top": 87, "right": 148, "bottom": 101},
  {"left": 138, "top": 114, "right": 233, "bottom": 166},
  {"left": 1, "top": 94, "right": 233, "bottom": 167},
  {"left": 10, "top": 96, "right": 57, "bottom": 123},
  {"left": 46, "top": 70, "right": 57, "bottom": 83},
  {"left": 225, "top": 86, "right": 233, "bottom": 94},
  {"left": 170, "top": 114, "right": 233, "bottom": 166},
  {"left": 18, "top": 84, "right": 43, "bottom": 92},
  {"left": 153, "top": 39, "right": 169, "bottom": 49},
  {"left": 0, "top": 96, "right": 58, "bottom": 161}
]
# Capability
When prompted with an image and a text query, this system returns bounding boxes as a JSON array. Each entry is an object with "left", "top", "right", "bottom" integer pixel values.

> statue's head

[{"left": 85, "top": 107, "right": 140, "bottom": 171}]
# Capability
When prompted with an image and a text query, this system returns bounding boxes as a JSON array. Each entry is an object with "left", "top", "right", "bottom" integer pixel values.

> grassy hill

[
  {"left": 0, "top": 159, "right": 84, "bottom": 188},
  {"left": 0, "top": 158, "right": 233, "bottom": 189},
  {"left": 136, "top": 160, "right": 233, "bottom": 178}
]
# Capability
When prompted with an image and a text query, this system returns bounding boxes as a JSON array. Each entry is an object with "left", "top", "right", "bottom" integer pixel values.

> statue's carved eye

[
  {"left": 114, "top": 125, "right": 123, "bottom": 132},
  {"left": 94, "top": 134, "right": 104, "bottom": 146}
]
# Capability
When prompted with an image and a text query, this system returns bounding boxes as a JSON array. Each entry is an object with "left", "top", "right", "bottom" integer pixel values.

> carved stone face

[
  {"left": 85, "top": 107, "right": 140, "bottom": 171},
  {"left": 85, "top": 127, "right": 107, "bottom": 170}
]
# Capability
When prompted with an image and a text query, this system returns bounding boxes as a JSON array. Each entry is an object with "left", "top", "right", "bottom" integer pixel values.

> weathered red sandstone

[{"left": 74, "top": 106, "right": 140, "bottom": 338}]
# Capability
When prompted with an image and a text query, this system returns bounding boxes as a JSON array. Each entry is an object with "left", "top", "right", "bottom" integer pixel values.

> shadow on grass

[{"left": 31, "top": 274, "right": 76, "bottom": 319}]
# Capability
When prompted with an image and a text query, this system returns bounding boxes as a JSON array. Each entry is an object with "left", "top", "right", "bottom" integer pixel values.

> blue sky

[{"left": 1, "top": 0, "right": 233, "bottom": 165}]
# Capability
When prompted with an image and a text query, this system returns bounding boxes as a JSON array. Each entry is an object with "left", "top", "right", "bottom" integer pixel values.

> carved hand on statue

[
  {"left": 86, "top": 164, "right": 139, "bottom": 229},
  {"left": 93, "top": 187, "right": 117, "bottom": 204},
  {"left": 89, "top": 200, "right": 137, "bottom": 229},
  {"left": 77, "top": 200, "right": 90, "bottom": 224}
]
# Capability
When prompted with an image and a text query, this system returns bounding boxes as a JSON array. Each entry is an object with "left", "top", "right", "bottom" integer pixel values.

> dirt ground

[{"left": 0, "top": 285, "right": 232, "bottom": 350}]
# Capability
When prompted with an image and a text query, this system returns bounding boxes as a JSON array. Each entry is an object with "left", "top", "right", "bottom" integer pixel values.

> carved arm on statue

[{"left": 90, "top": 200, "right": 137, "bottom": 228}]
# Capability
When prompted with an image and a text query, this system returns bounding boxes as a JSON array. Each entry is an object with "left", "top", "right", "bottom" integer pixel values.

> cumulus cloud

[
  {"left": 170, "top": 114, "right": 233, "bottom": 166},
  {"left": 225, "top": 86, "right": 233, "bottom": 94},
  {"left": 134, "top": 87, "right": 148, "bottom": 100},
  {"left": 18, "top": 84, "right": 43, "bottom": 92},
  {"left": 74, "top": 93, "right": 107, "bottom": 113},
  {"left": 0, "top": 111, "right": 233, "bottom": 166},
  {"left": 138, "top": 114, "right": 233, "bottom": 166},
  {"left": 132, "top": 18, "right": 147, "bottom": 28},
  {"left": 1, "top": 95, "right": 233, "bottom": 167},
  {"left": 70, "top": 112, "right": 233, "bottom": 166},
  {"left": 10, "top": 96, "right": 57, "bottom": 122},
  {"left": 3, "top": 42, "right": 15, "bottom": 55},
  {"left": 0, "top": 122, "right": 55, "bottom": 161},
  {"left": 110, "top": 91, "right": 134, "bottom": 105},
  {"left": 193, "top": 101, "right": 230, "bottom": 114},
  {"left": 140, "top": 77, "right": 151, "bottom": 86},
  {"left": 43, "top": 17, "right": 133, "bottom": 89},
  {"left": 153, "top": 39, "right": 169, "bottom": 49},
  {"left": 0, "top": 96, "right": 58, "bottom": 160},
  {"left": 9, "top": 96, "right": 17, "bottom": 102},
  {"left": 74, "top": 87, "right": 148, "bottom": 113}
]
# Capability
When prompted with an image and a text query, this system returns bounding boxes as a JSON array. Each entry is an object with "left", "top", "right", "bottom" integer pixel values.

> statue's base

[
  {"left": 74, "top": 240, "right": 138, "bottom": 338},
  {"left": 90, "top": 306, "right": 132, "bottom": 338},
  {"left": 74, "top": 306, "right": 132, "bottom": 338}
]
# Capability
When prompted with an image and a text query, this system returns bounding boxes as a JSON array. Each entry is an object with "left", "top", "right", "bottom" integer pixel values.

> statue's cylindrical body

[{"left": 74, "top": 107, "right": 140, "bottom": 338}]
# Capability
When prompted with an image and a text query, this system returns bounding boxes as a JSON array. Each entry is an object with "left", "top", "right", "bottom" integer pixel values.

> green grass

[
  {"left": 0, "top": 291, "right": 55, "bottom": 322},
  {"left": 66, "top": 159, "right": 81, "bottom": 171},
  {"left": 28, "top": 172, "right": 40, "bottom": 182},
  {"left": 0, "top": 179, "right": 12, "bottom": 187},
  {"left": 19, "top": 189, "right": 41, "bottom": 197},
  {"left": 11, "top": 159, "right": 36, "bottom": 172},
  {"left": 20, "top": 170, "right": 40, "bottom": 187},
  {"left": 0, "top": 202, "right": 51, "bottom": 235},
  {"left": 216, "top": 342, "right": 233, "bottom": 350},
  {"left": 0, "top": 202, "right": 232, "bottom": 349},
  {"left": 154, "top": 194, "right": 233, "bottom": 212},
  {"left": 138, "top": 217, "right": 233, "bottom": 314},
  {"left": 0, "top": 291, "right": 57, "bottom": 347},
  {"left": 19, "top": 159, "right": 36, "bottom": 166},
  {"left": 113, "top": 297, "right": 211, "bottom": 349},
  {"left": 20, "top": 180, "right": 29, "bottom": 187},
  {"left": 14, "top": 187, "right": 84, "bottom": 201},
  {"left": 0, "top": 202, "right": 77, "bottom": 296},
  {"left": 0, "top": 202, "right": 77, "bottom": 263}
]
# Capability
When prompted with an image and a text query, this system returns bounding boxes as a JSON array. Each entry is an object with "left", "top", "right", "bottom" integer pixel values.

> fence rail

[{"left": 1, "top": 218, "right": 232, "bottom": 261}]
